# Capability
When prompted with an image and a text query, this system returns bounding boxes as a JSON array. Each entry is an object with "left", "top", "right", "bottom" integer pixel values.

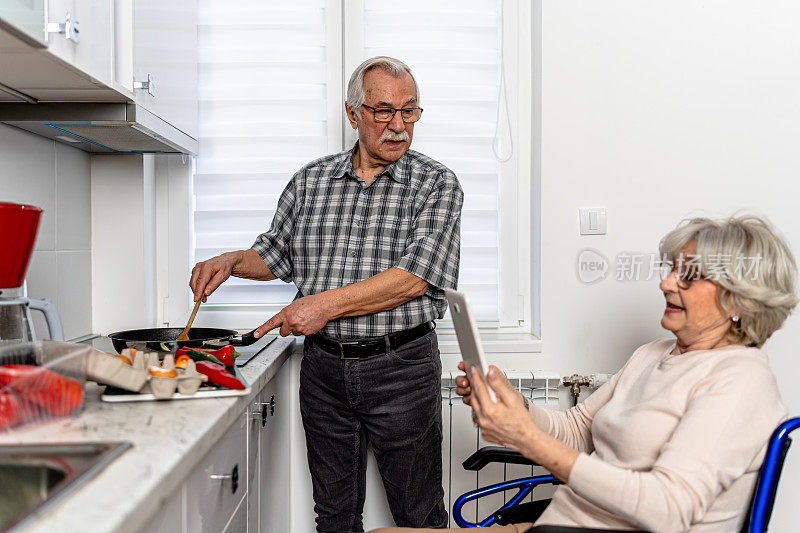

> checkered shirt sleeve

[
  {"left": 395, "top": 175, "right": 463, "bottom": 292},
  {"left": 251, "top": 178, "right": 296, "bottom": 282}
]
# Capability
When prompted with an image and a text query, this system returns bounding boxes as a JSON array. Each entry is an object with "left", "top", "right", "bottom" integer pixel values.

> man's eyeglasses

[{"left": 361, "top": 104, "right": 423, "bottom": 123}]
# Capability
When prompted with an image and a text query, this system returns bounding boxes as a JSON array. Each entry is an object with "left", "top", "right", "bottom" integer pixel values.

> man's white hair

[{"left": 346, "top": 56, "right": 419, "bottom": 120}]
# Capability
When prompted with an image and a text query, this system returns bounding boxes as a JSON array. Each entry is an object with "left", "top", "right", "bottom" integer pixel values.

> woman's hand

[
  {"left": 469, "top": 365, "right": 539, "bottom": 451},
  {"left": 455, "top": 361, "right": 473, "bottom": 406}
]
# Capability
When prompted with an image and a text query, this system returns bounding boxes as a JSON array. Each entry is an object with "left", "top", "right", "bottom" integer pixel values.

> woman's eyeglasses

[{"left": 658, "top": 262, "right": 705, "bottom": 289}]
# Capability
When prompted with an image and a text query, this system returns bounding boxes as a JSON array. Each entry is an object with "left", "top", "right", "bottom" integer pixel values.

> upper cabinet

[
  {"left": 0, "top": 0, "right": 47, "bottom": 45},
  {"left": 0, "top": 0, "right": 198, "bottom": 153},
  {"left": 45, "top": 0, "right": 113, "bottom": 89},
  {"left": 131, "top": 0, "right": 197, "bottom": 139}
]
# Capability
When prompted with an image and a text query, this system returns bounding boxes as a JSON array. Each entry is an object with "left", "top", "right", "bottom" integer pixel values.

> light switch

[{"left": 579, "top": 207, "right": 607, "bottom": 235}]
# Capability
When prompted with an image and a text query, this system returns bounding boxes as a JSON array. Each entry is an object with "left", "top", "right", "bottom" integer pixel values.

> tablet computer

[{"left": 444, "top": 289, "right": 496, "bottom": 402}]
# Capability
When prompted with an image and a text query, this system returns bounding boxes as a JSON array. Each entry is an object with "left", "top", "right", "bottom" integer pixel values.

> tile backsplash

[{"left": 0, "top": 124, "right": 92, "bottom": 340}]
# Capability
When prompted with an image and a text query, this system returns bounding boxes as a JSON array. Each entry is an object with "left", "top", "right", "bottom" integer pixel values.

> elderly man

[{"left": 190, "top": 56, "right": 462, "bottom": 531}]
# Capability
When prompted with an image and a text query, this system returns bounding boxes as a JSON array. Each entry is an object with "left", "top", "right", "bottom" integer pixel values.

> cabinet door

[
  {"left": 186, "top": 412, "right": 247, "bottom": 532},
  {"left": 138, "top": 485, "right": 184, "bottom": 533},
  {"left": 45, "top": 0, "right": 113, "bottom": 87},
  {"left": 0, "top": 0, "right": 46, "bottom": 45},
  {"left": 260, "top": 362, "right": 290, "bottom": 533},
  {"left": 246, "top": 386, "right": 268, "bottom": 532},
  {"left": 132, "top": 0, "right": 197, "bottom": 138}
]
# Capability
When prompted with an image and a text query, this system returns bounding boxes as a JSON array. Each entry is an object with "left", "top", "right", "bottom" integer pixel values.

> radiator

[{"left": 440, "top": 370, "right": 562, "bottom": 527}]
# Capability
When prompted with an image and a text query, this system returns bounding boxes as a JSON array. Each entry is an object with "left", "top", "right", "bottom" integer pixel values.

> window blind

[
  {"left": 356, "top": 0, "right": 503, "bottom": 323},
  {"left": 195, "top": 0, "right": 333, "bottom": 309},
  {"left": 194, "top": 0, "right": 507, "bottom": 325}
]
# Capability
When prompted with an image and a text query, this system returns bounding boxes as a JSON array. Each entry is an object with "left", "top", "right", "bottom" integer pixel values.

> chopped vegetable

[
  {"left": 0, "top": 390, "right": 40, "bottom": 430},
  {"left": 175, "top": 345, "right": 240, "bottom": 367},
  {"left": 0, "top": 365, "right": 83, "bottom": 416},
  {"left": 148, "top": 366, "right": 177, "bottom": 378},
  {"left": 195, "top": 361, "right": 245, "bottom": 390},
  {"left": 174, "top": 355, "right": 191, "bottom": 370}
]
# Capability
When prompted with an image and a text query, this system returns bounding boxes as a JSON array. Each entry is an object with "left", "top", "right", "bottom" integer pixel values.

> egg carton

[{"left": 87, "top": 349, "right": 207, "bottom": 399}]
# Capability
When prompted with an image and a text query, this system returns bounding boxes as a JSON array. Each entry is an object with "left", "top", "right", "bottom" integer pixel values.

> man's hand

[
  {"left": 189, "top": 251, "right": 242, "bottom": 303},
  {"left": 254, "top": 292, "right": 334, "bottom": 338}
]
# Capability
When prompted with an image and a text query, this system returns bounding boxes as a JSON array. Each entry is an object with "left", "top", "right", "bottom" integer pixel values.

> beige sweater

[{"left": 533, "top": 339, "right": 786, "bottom": 532}]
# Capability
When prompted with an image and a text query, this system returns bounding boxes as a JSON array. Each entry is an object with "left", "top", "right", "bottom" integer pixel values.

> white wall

[
  {"left": 0, "top": 124, "right": 92, "bottom": 340},
  {"left": 539, "top": 1, "right": 800, "bottom": 529}
]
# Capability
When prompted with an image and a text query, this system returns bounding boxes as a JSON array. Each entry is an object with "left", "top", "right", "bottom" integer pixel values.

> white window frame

[{"left": 162, "top": 0, "right": 540, "bottom": 351}]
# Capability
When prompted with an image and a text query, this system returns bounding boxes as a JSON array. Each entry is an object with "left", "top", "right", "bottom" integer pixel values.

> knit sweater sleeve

[
  {"left": 566, "top": 354, "right": 787, "bottom": 533},
  {"left": 529, "top": 345, "right": 645, "bottom": 452}
]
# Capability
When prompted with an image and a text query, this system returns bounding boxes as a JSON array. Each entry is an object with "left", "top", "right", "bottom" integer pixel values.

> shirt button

[
  {"left": 356, "top": 221, "right": 361, "bottom": 227},
  {"left": 351, "top": 251, "right": 357, "bottom": 257}
]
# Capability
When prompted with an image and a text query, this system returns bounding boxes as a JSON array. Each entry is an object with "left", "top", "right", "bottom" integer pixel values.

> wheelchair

[{"left": 453, "top": 417, "right": 800, "bottom": 532}]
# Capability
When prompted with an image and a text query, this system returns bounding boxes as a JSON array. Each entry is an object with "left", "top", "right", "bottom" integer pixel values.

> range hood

[{"left": 0, "top": 103, "right": 197, "bottom": 154}]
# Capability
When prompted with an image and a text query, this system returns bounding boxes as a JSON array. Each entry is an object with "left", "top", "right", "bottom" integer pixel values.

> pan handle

[{"left": 230, "top": 329, "right": 259, "bottom": 346}]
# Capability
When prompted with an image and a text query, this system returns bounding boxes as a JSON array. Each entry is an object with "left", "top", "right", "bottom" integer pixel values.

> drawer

[{"left": 186, "top": 412, "right": 247, "bottom": 532}]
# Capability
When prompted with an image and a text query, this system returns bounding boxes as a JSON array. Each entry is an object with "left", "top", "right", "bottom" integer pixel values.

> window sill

[{"left": 436, "top": 332, "right": 542, "bottom": 354}]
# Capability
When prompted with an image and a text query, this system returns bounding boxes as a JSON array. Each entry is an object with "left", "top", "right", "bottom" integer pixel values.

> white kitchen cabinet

[
  {"left": 258, "top": 363, "right": 290, "bottom": 533},
  {"left": 138, "top": 485, "right": 184, "bottom": 533},
  {"left": 0, "top": 0, "right": 46, "bottom": 45},
  {"left": 131, "top": 0, "right": 197, "bottom": 139},
  {"left": 45, "top": 0, "right": 113, "bottom": 88},
  {"left": 186, "top": 411, "right": 247, "bottom": 532}
]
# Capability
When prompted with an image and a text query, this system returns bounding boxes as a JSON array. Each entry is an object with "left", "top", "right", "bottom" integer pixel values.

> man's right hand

[{"left": 189, "top": 251, "right": 241, "bottom": 303}]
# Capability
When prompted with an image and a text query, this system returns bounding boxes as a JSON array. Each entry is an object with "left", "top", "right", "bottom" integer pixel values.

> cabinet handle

[
  {"left": 250, "top": 396, "right": 275, "bottom": 428},
  {"left": 209, "top": 464, "right": 239, "bottom": 494},
  {"left": 134, "top": 74, "right": 155, "bottom": 97},
  {"left": 46, "top": 12, "right": 80, "bottom": 44}
]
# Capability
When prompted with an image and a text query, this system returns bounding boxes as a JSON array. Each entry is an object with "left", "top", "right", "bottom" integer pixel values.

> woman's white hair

[
  {"left": 659, "top": 214, "right": 799, "bottom": 347},
  {"left": 346, "top": 56, "right": 419, "bottom": 120}
]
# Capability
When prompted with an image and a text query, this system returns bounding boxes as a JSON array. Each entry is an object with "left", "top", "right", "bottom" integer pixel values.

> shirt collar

[{"left": 332, "top": 143, "right": 410, "bottom": 184}]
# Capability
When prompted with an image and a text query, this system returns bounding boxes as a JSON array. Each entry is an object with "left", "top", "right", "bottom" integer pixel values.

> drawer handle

[
  {"left": 209, "top": 464, "right": 239, "bottom": 494},
  {"left": 250, "top": 396, "right": 276, "bottom": 427}
]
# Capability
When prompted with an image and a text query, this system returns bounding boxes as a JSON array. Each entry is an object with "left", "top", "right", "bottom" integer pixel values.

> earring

[{"left": 732, "top": 316, "right": 740, "bottom": 322}]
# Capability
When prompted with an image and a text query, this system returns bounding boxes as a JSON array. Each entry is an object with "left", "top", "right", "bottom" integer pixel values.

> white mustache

[{"left": 380, "top": 131, "right": 410, "bottom": 143}]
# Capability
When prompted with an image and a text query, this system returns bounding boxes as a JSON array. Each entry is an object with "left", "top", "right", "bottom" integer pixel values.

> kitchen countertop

[{"left": 0, "top": 335, "right": 294, "bottom": 533}]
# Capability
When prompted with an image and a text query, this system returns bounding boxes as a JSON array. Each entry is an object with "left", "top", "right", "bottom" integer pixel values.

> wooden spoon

[{"left": 177, "top": 300, "right": 202, "bottom": 341}]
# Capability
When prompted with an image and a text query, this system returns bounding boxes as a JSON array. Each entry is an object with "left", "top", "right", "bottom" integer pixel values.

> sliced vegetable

[
  {"left": 0, "top": 390, "right": 40, "bottom": 430},
  {"left": 174, "top": 355, "right": 191, "bottom": 370},
  {"left": 148, "top": 366, "right": 177, "bottom": 378},
  {"left": 195, "top": 361, "right": 245, "bottom": 390},
  {"left": 175, "top": 345, "right": 240, "bottom": 367},
  {"left": 0, "top": 365, "right": 83, "bottom": 416},
  {"left": 175, "top": 349, "right": 222, "bottom": 366}
]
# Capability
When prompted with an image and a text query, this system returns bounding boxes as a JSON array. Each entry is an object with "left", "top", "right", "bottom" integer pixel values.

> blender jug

[{"left": 0, "top": 202, "right": 64, "bottom": 343}]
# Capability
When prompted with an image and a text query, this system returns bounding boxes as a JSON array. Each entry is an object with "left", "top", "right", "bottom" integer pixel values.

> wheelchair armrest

[{"left": 462, "top": 446, "right": 539, "bottom": 471}]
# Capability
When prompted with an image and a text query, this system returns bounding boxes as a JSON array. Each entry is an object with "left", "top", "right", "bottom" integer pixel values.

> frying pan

[{"left": 108, "top": 327, "right": 258, "bottom": 354}]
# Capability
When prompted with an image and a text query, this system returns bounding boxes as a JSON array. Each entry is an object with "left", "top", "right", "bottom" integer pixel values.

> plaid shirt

[{"left": 251, "top": 146, "right": 463, "bottom": 338}]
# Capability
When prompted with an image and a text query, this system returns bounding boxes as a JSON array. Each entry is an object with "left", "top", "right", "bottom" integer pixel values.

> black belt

[{"left": 310, "top": 322, "right": 434, "bottom": 359}]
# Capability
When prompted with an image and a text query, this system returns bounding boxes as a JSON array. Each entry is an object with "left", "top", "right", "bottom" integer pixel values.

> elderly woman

[{"left": 371, "top": 214, "right": 797, "bottom": 533}]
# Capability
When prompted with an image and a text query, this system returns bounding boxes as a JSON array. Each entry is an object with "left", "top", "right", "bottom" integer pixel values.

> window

[{"left": 193, "top": 0, "right": 532, "bottom": 332}]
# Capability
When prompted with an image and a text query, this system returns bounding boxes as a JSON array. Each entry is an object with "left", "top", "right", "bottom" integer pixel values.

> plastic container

[
  {"left": 0, "top": 202, "right": 42, "bottom": 289},
  {"left": 0, "top": 341, "right": 89, "bottom": 431}
]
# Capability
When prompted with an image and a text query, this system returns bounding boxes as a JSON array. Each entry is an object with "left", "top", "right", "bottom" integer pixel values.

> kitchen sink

[{"left": 0, "top": 442, "right": 131, "bottom": 532}]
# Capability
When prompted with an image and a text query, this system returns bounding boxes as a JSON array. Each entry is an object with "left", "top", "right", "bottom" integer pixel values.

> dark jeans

[{"left": 300, "top": 329, "right": 447, "bottom": 533}]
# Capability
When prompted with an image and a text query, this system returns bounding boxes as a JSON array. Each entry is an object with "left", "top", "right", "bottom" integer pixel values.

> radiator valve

[{"left": 562, "top": 374, "right": 592, "bottom": 402}]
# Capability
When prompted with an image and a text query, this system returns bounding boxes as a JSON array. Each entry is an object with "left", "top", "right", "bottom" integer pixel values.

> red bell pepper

[
  {"left": 0, "top": 365, "right": 83, "bottom": 416},
  {"left": 0, "top": 390, "right": 41, "bottom": 430},
  {"left": 175, "top": 345, "right": 240, "bottom": 366},
  {"left": 194, "top": 361, "right": 246, "bottom": 390}
]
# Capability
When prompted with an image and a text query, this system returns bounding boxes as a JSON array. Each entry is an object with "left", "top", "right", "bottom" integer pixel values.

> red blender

[{"left": 0, "top": 203, "right": 63, "bottom": 343}]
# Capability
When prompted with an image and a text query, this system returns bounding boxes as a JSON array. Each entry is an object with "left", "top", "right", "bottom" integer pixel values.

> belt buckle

[{"left": 339, "top": 341, "right": 362, "bottom": 360}]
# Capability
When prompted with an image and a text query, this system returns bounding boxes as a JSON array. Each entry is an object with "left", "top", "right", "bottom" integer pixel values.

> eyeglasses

[
  {"left": 361, "top": 104, "right": 423, "bottom": 123},
  {"left": 658, "top": 263, "right": 706, "bottom": 289}
]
